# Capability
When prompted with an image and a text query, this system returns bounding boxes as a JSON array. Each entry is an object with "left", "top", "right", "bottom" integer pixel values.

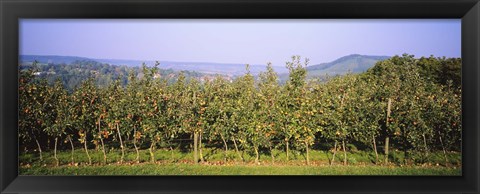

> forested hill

[
  {"left": 306, "top": 54, "right": 391, "bottom": 76},
  {"left": 20, "top": 55, "right": 92, "bottom": 64},
  {"left": 274, "top": 54, "right": 390, "bottom": 83},
  {"left": 19, "top": 54, "right": 460, "bottom": 92},
  {"left": 19, "top": 60, "right": 206, "bottom": 92},
  {"left": 20, "top": 54, "right": 389, "bottom": 78},
  {"left": 20, "top": 55, "right": 289, "bottom": 76},
  {"left": 20, "top": 54, "right": 390, "bottom": 88}
]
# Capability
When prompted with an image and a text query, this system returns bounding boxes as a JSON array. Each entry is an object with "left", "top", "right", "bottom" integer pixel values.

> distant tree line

[
  {"left": 20, "top": 59, "right": 204, "bottom": 92},
  {"left": 19, "top": 54, "right": 461, "bottom": 166}
]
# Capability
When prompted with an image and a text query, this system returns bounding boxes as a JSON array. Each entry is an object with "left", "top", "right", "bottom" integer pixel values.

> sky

[{"left": 20, "top": 19, "right": 461, "bottom": 66}]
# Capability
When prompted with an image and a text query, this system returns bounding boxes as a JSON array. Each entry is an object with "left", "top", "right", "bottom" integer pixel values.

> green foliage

[{"left": 19, "top": 54, "right": 462, "bottom": 167}]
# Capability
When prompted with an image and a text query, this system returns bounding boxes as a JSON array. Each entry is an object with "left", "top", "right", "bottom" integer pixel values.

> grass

[
  {"left": 20, "top": 163, "right": 460, "bottom": 175},
  {"left": 19, "top": 147, "right": 462, "bottom": 175}
]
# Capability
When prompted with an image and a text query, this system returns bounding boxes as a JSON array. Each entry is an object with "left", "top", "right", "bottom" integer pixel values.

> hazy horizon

[
  {"left": 19, "top": 53, "right": 393, "bottom": 66},
  {"left": 20, "top": 19, "right": 461, "bottom": 66}
]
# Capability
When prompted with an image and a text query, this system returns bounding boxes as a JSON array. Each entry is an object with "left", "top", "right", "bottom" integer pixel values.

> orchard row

[{"left": 19, "top": 55, "right": 461, "bottom": 166}]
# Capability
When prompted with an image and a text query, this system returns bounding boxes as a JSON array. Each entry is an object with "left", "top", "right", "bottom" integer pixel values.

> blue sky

[{"left": 20, "top": 19, "right": 461, "bottom": 66}]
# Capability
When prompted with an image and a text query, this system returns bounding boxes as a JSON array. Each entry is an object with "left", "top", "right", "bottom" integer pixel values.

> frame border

[{"left": 1, "top": 0, "right": 479, "bottom": 193}]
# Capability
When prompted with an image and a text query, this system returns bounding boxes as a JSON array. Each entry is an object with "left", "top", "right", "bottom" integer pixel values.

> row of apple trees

[{"left": 19, "top": 54, "right": 461, "bottom": 166}]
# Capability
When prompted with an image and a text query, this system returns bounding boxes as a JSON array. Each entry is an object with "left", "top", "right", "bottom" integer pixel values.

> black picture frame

[{"left": 1, "top": 0, "right": 479, "bottom": 193}]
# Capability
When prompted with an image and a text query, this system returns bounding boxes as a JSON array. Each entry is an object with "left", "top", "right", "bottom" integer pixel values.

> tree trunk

[
  {"left": 99, "top": 137, "right": 107, "bottom": 164},
  {"left": 98, "top": 118, "right": 107, "bottom": 164},
  {"left": 439, "top": 136, "right": 449, "bottom": 167},
  {"left": 68, "top": 135, "right": 75, "bottom": 165},
  {"left": 83, "top": 135, "right": 92, "bottom": 165},
  {"left": 385, "top": 98, "right": 392, "bottom": 164},
  {"left": 94, "top": 141, "right": 99, "bottom": 151},
  {"left": 31, "top": 129, "right": 43, "bottom": 161},
  {"left": 342, "top": 139, "right": 347, "bottom": 165},
  {"left": 306, "top": 142, "right": 310, "bottom": 165},
  {"left": 149, "top": 139, "right": 156, "bottom": 163},
  {"left": 254, "top": 146, "right": 259, "bottom": 164},
  {"left": 330, "top": 140, "right": 337, "bottom": 166},
  {"left": 116, "top": 123, "right": 125, "bottom": 164},
  {"left": 133, "top": 126, "right": 140, "bottom": 163},
  {"left": 54, "top": 137, "right": 59, "bottom": 167},
  {"left": 34, "top": 138, "right": 43, "bottom": 161},
  {"left": 193, "top": 132, "right": 198, "bottom": 163},
  {"left": 220, "top": 133, "right": 228, "bottom": 162},
  {"left": 373, "top": 135, "right": 378, "bottom": 164},
  {"left": 232, "top": 137, "right": 243, "bottom": 162}
]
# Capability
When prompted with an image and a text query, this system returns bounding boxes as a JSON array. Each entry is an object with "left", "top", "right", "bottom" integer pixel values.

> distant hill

[
  {"left": 20, "top": 55, "right": 91, "bottom": 65},
  {"left": 146, "top": 61, "right": 289, "bottom": 76},
  {"left": 20, "top": 54, "right": 389, "bottom": 79},
  {"left": 306, "top": 54, "right": 390, "bottom": 77},
  {"left": 20, "top": 55, "right": 289, "bottom": 76}
]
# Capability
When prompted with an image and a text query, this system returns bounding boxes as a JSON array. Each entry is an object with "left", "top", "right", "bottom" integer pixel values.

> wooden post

[
  {"left": 385, "top": 137, "right": 389, "bottom": 164},
  {"left": 149, "top": 140, "right": 156, "bottom": 163},
  {"left": 286, "top": 139, "right": 290, "bottom": 161},
  {"left": 193, "top": 132, "right": 198, "bottom": 164},
  {"left": 254, "top": 146, "right": 259, "bottom": 164},
  {"left": 385, "top": 98, "right": 392, "bottom": 164},
  {"left": 54, "top": 137, "right": 59, "bottom": 167},
  {"left": 373, "top": 135, "right": 378, "bottom": 164},
  {"left": 193, "top": 90, "right": 199, "bottom": 164},
  {"left": 199, "top": 132, "right": 204, "bottom": 163},
  {"left": 306, "top": 141, "right": 310, "bottom": 165},
  {"left": 422, "top": 134, "right": 429, "bottom": 161},
  {"left": 342, "top": 139, "right": 347, "bottom": 165}
]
